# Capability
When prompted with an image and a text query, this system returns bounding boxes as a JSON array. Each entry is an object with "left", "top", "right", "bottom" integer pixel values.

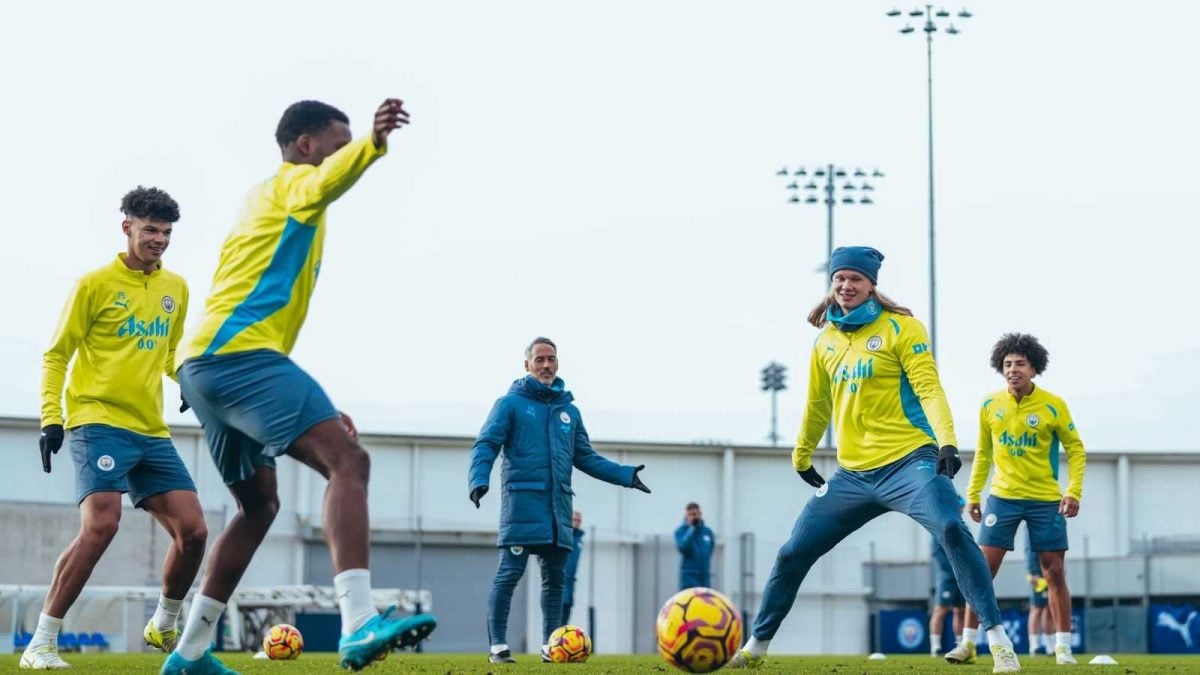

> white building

[{"left": 1, "top": 415, "right": 1197, "bottom": 655}]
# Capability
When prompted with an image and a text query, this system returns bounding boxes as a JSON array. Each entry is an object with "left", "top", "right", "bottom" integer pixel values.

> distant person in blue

[
  {"left": 675, "top": 502, "right": 715, "bottom": 590},
  {"left": 1025, "top": 531, "right": 1052, "bottom": 657},
  {"left": 929, "top": 495, "right": 968, "bottom": 657},
  {"left": 562, "top": 510, "right": 585, "bottom": 623},
  {"left": 469, "top": 337, "right": 651, "bottom": 664}
]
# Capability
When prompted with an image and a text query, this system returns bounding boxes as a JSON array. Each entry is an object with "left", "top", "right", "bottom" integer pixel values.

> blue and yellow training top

[
  {"left": 180, "top": 135, "right": 386, "bottom": 363},
  {"left": 793, "top": 310, "right": 957, "bottom": 472},
  {"left": 968, "top": 385, "right": 1086, "bottom": 503},
  {"left": 42, "top": 254, "right": 188, "bottom": 437}
]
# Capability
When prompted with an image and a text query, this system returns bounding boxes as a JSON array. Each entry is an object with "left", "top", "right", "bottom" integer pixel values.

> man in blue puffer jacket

[
  {"left": 675, "top": 502, "right": 715, "bottom": 590},
  {"left": 468, "top": 337, "right": 651, "bottom": 664}
]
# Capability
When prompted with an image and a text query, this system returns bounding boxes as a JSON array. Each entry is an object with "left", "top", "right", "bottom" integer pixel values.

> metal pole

[
  {"left": 769, "top": 388, "right": 779, "bottom": 447},
  {"left": 588, "top": 524, "right": 596, "bottom": 650},
  {"left": 823, "top": 163, "right": 835, "bottom": 450},
  {"left": 925, "top": 5, "right": 939, "bottom": 356}
]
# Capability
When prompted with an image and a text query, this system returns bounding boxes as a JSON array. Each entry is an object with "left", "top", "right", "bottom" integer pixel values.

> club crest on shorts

[
  {"left": 984, "top": 513, "right": 998, "bottom": 527},
  {"left": 559, "top": 411, "right": 571, "bottom": 424},
  {"left": 815, "top": 483, "right": 829, "bottom": 497},
  {"left": 161, "top": 295, "right": 176, "bottom": 313},
  {"left": 1026, "top": 414, "right": 1039, "bottom": 427},
  {"left": 510, "top": 546, "right": 524, "bottom": 556},
  {"left": 97, "top": 455, "right": 116, "bottom": 472},
  {"left": 866, "top": 336, "right": 883, "bottom": 351}
]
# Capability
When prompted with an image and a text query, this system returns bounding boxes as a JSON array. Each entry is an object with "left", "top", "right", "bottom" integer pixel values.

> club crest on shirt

[
  {"left": 559, "top": 412, "right": 571, "bottom": 424},
  {"left": 1026, "top": 414, "right": 1040, "bottom": 428},
  {"left": 161, "top": 295, "right": 176, "bottom": 313},
  {"left": 866, "top": 336, "right": 883, "bottom": 351}
]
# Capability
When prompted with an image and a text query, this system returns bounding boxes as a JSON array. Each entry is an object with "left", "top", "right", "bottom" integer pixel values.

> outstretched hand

[
  {"left": 470, "top": 485, "right": 488, "bottom": 509},
  {"left": 373, "top": 98, "right": 410, "bottom": 148},
  {"left": 631, "top": 465, "right": 651, "bottom": 494}
]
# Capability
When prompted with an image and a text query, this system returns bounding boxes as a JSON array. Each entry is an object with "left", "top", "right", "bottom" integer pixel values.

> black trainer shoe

[{"left": 489, "top": 649, "right": 517, "bottom": 664}]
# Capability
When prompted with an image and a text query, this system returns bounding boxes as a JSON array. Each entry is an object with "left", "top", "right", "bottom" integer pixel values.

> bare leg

[
  {"left": 42, "top": 492, "right": 123, "bottom": 617},
  {"left": 141, "top": 490, "right": 208, "bottom": 599},
  {"left": 1039, "top": 551, "right": 1072, "bottom": 633},
  {"left": 952, "top": 605, "right": 965, "bottom": 637},
  {"left": 287, "top": 418, "right": 371, "bottom": 573},
  {"left": 199, "top": 467, "right": 279, "bottom": 602}
]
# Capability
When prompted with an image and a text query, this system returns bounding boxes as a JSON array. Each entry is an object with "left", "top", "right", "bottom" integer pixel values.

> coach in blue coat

[
  {"left": 468, "top": 337, "right": 650, "bottom": 663},
  {"left": 675, "top": 502, "right": 715, "bottom": 590}
]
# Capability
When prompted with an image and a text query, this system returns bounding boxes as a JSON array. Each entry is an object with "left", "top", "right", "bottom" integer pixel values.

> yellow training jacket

[
  {"left": 179, "top": 135, "right": 386, "bottom": 363},
  {"left": 41, "top": 255, "right": 188, "bottom": 437},
  {"left": 793, "top": 310, "right": 957, "bottom": 472},
  {"left": 967, "top": 385, "right": 1086, "bottom": 503}
]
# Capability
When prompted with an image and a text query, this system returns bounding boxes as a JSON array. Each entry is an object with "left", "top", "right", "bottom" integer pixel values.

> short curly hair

[
  {"left": 275, "top": 100, "right": 349, "bottom": 147},
  {"left": 990, "top": 333, "right": 1049, "bottom": 375},
  {"left": 120, "top": 186, "right": 180, "bottom": 223}
]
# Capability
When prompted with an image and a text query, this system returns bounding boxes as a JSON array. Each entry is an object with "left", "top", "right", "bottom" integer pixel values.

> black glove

[
  {"left": 796, "top": 466, "right": 825, "bottom": 488},
  {"left": 937, "top": 445, "right": 962, "bottom": 478},
  {"left": 631, "top": 465, "right": 651, "bottom": 494},
  {"left": 40, "top": 424, "right": 64, "bottom": 474},
  {"left": 469, "top": 485, "right": 488, "bottom": 508},
  {"left": 179, "top": 391, "right": 190, "bottom": 414}
]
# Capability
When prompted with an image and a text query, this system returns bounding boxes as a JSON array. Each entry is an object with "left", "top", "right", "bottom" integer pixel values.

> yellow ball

[
  {"left": 656, "top": 587, "right": 743, "bottom": 673},
  {"left": 547, "top": 624, "right": 592, "bottom": 663},
  {"left": 262, "top": 623, "right": 304, "bottom": 660}
]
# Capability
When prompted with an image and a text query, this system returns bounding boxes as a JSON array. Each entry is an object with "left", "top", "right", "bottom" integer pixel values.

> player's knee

[
  {"left": 331, "top": 444, "right": 370, "bottom": 483},
  {"left": 84, "top": 516, "right": 120, "bottom": 544},
  {"left": 1043, "top": 559, "right": 1066, "bottom": 584},
  {"left": 242, "top": 494, "right": 280, "bottom": 526},
  {"left": 935, "top": 518, "right": 969, "bottom": 547},
  {"left": 179, "top": 520, "right": 208, "bottom": 555}
]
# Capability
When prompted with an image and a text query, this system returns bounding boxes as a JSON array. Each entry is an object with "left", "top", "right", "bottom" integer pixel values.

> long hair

[{"left": 806, "top": 289, "right": 912, "bottom": 328}]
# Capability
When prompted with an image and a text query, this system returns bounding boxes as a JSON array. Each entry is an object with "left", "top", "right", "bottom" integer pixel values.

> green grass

[{"left": 16, "top": 652, "right": 1200, "bottom": 674}]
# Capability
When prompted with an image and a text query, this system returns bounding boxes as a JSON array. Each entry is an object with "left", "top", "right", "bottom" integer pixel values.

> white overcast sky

[{"left": 2, "top": 1, "right": 1197, "bottom": 451}]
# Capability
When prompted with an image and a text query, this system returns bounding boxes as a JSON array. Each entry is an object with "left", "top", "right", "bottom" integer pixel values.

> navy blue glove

[
  {"left": 631, "top": 465, "right": 651, "bottom": 493},
  {"left": 937, "top": 445, "right": 962, "bottom": 478},
  {"left": 40, "top": 424, "right": 64, "bottom": 473},
  {"left": 797, "top": 466, "right": 825, "bottom": 488},
  {"left": 469, "top": 486, "right": 488, "bottom": 508}
]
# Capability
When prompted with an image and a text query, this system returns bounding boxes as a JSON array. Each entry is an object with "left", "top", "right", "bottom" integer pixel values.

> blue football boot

[
  {"left": 338, "top": 608, "right": 437, "bottom": 670},
  {"left": 160, "top": 648, "right": 239, "bottom": 674}
]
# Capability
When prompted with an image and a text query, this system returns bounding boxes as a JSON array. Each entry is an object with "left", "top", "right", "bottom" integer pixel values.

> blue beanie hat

[{"left": 830, "top": 246, "right": 885, "bottom": 284}]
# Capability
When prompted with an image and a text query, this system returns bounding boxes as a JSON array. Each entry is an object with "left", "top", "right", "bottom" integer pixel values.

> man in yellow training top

[
  {"left": 25, "top": 187, "right": 207, "bottom": 670},
  {"left": 164, "top": 99, "right": 435, "bottom": 675},
  {"left": 946, "top": 333, "right": 1086, "bottom": 666}
]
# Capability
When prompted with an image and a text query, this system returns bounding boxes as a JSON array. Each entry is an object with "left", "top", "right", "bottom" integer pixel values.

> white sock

[
  {"left": 956, "top": 634, "right": 963, "bottom": 646},
  {"left": 152, "top": 594, "right": 185, "bottom": 631},
  {"left": 28, "top": 613, "right": 63, "bottom": 650},
  {"left": 1042, "top": 633, "right": 1053, "bottom": 650},
  {"left": 745, "top": 636, "right": 769, "bottom": 657},
  {"left": 490, "top": 643, "right": 510, "bottom": 655},
  {"left": 1028, "top": 630, "right": 1038, "bottom": 654},
  {"left": 931, "top": 633, "right": 942, "bottom": 652},
  {"left": 986, "top": 624, "right": 1013, "bottom": 649},
  {"left": 176, "top": 595, "right": 225, "bottom": 661},
  {"left": 1055, "top": 631, "right": 1072, "bottom": 651},
  {"left": 962, "top": 627, "right": 978, "bottom": 645},
  {"left": 334, "top": 569, "right": 377, "bottom": 636}
]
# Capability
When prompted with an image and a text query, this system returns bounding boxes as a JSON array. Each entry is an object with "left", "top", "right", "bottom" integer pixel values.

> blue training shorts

[
  {"left": 935, "top": 575, "right": 965, "bottom": 607},
  {"left": 1031, "top": 583, "right": 1049, "bottom": 607},
  {"left": 978, "top": 495, "right": 1069, "bottom": 552},
  {"left": 69, "top": 424, "right": 195, "bottom": 508},
  {"left": 179, "top": 349, "right": 339, "bottom": 486}
]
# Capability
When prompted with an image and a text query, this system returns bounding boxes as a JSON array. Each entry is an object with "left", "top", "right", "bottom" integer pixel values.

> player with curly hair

[
  {"left": 946, "top": 333, "right": 1086, "bottom": 666},
  {"left": 24, "top": 187, "right": 206, "bottom": 670}
]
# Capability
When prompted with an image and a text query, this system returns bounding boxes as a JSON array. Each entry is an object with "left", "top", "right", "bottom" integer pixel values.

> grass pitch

[{"left": 10, "top": 652, "right": 1199, "bottom": 673}]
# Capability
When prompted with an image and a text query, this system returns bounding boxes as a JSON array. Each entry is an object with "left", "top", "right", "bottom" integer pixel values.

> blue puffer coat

[{"left": 469, "top": 375, "right": 636, "bottom": 549}]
